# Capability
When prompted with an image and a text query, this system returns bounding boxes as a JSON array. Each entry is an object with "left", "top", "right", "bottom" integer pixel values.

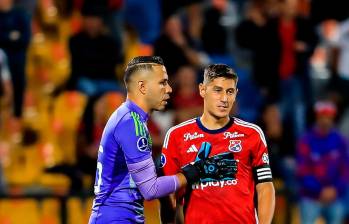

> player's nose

[
  {"left": 166, "top": 84, "right": 172, "bottom": 94},
  {"left": 220, "top": 92, "right": 228, "bottom": 102}
]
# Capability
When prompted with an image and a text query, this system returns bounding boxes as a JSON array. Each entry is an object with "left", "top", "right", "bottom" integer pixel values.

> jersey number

[{"left": 94, "top": 162, "right": 103, "bottom": 194}]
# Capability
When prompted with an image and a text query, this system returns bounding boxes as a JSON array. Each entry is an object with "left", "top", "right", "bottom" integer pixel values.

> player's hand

[
  {"left": 181, "top": 142, "right": 238, "bottom": 184},
  {"left": 199, "top": 151, "right": 238, "bottom": 183}
]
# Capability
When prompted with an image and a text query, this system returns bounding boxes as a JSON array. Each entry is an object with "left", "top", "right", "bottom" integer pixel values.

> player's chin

[
  {"left": 214, "top": 109, "right": 230, "bottom": 118},
  {"left": 156, "top": 101, "right": 168, "bottom": 111}
]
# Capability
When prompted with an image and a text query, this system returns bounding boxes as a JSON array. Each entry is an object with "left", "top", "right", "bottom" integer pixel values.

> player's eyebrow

[
  {"left": 227, "top": 87, "right": 236, "bottom": 91},
  {"left": 159, "top": 78, "right": 169, "bottom": 83},
  {"left": 213, "top": 85, "right": 223, "bottom": 90}
]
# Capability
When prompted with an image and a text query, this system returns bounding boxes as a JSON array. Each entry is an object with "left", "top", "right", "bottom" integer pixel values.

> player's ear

[
  {"left": 138, "top": 80, "right": 146, "bottom": 95},
  {"left": 199, "top": 83, "right": 205, "bottom": 98}
]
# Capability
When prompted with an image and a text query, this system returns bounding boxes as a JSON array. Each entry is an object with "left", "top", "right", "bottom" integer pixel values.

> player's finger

[{"left": 195, "top": 142, "right": 211, "bottom": 162}]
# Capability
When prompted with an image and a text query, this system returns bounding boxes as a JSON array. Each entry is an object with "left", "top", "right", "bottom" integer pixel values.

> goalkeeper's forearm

[{"left": 128, "top": 157, "right": 188, "bottom": 200}]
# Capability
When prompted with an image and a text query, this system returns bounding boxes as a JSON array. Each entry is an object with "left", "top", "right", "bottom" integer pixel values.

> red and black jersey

[{"left": 161, "top": 117, "right": 272, "bottom": 224}]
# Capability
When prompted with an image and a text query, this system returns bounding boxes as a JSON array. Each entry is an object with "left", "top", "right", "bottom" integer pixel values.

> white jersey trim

[
  {"left": 255, "top": 208, "right": 259, "bottom": 224},
  {"left": 163, "top": 118, "right": 196, "bottom": 148},
  {"left": 234, "top": 118, "right": 267, "bottom": 147}
]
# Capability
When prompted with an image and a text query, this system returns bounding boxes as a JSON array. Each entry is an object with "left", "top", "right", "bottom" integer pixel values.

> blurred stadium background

[{"left": 0, "top": 0, "right": 349, "bottom": 223}]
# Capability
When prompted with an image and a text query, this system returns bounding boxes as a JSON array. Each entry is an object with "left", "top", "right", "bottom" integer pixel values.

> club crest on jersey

[
  {"left": 228, "top": 140, "right": 242, "bottom": 152},
  {"left": 183, "top": 132, "right": 204, "bottom": 141},
  {"left": 262, "top": 153, "right": 269, "bottom": 164},
  {"left": 160, "top": 153, "right": 166, "bottom": 168},
  {"left": 137, "top": 137, "right": 149, "bottom": 152}
]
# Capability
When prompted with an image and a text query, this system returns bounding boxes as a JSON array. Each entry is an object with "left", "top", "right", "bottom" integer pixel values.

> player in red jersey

[{"left": 161, "top": 64, "right": 275, "bottom": 223}]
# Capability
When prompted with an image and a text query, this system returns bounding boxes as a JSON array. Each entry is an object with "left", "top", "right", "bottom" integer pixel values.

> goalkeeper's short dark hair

[
  {"left": 124, "top": 56, "right": 164, "bottom": 86},
  {"left": 203, "top": 64, "right": 238, "bottom": 84}
]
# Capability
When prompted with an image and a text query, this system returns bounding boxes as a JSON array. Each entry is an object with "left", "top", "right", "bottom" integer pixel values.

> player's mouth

[
  {"left": 218, "top": 105, "right": 228, "bottom": 109},
  {"left": 217, "top": 105, "right": 229, "bottom": 111}
]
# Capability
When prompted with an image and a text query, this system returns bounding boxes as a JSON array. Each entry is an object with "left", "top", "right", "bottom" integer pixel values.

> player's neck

[
  {"left": 200, "top": 113, "right": 230, "bottom": 130},
  {"left": 126, "top": 95, "right": 150, "bottom": 114}
]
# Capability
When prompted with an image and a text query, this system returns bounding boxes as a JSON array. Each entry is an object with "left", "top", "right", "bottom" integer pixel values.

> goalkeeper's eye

[{"left": 159, "top": 79, "right": 169, "bottom": 87}]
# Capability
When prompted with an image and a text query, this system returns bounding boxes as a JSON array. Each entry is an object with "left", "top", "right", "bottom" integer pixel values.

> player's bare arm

[{"left": 256, "top": 182, "right": 275, "bottom": 224}]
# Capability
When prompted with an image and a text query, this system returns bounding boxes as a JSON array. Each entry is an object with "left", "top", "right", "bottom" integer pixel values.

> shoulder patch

[
  {"left": 160, "top": 153, "right": 166, "bottom": 168},
  {"left": 137, "top": 136, "right": 149, "bottom": 152},
  {"left": 262, "top": 153, "right": 269, "bottom": 164}
]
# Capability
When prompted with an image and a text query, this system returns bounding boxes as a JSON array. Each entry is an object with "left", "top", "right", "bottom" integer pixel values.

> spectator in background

[
  {"left": 276, "top": 0, "right": 317, "bottom": 138},
  {"left": 296, "top": 100, "right": 349, "bottom": 224},
  {"left": 154, "top": 14, "right": 208, "bottom": 76},
  {"left": 14, "top": 0, "right": 36, "bottom": 17},
  {"left": 235, "top": 0, "right": 280, "bottom": 102},
  {"left": 0, "top": 0, "right": 30, "bottom": 129},
  {"left": 0, "top": 49, "right": 13, "bottom": 110},
  {"left": 161, "top": 0, "right": 205, "bottom": 50},
  {"left": 76, "top": 0, "right": 124, "bottom": 56},
  {"left": 257, "top": 103, "right": 292, "bottom": 179},
  {"left": 67, "top": 1, "right": 123, "bottom": 144},
  {"left": 321, "top": 18, "right": 349, "bottom": 142},
  {"left": 105, "top": 0, "right": 124, "bottom": 52},
  {"left": 201, "top": 0, "right": 227, "bottom": 55},
  {"left": 0, "top": 141, "right": 9, "bottom": 193},
  {"left": 123, "top": 0, "right": 161, "bottom": 44},
  {"left": 335, "top": 18, "right": 349, "bottom": 105},
  {"left": 201, "top": 0, "right": 241, "bottom": 70},
  {"left": 236, "top": 0, "right": 317, "bottom": 140},
  {"left": 257, "top": 102, "right": 297, "bottom": 223},
  {"left": 171, "top": 66, "right": 203, "bottom": 123}
]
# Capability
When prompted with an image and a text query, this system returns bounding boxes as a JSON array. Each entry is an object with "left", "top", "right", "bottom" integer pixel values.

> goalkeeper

[
  {"left": 161, "top": 64, "right": 275, "bottom": 224},
  {"left": 88, "top": 57, "right": 236, "bottom": 224}
]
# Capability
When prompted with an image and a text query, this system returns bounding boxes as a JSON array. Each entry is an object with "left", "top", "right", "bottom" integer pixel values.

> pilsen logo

[
  {"left": 223, "top": 131, "right": 245, "bottom": 139},
  {"left": 184, "top": 132, "right": 204, "bottom": 141}
]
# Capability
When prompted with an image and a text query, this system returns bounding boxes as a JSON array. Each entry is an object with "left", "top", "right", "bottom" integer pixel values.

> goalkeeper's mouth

[{"left": 162, "top": 96, "right": 170, "bottom": 104}]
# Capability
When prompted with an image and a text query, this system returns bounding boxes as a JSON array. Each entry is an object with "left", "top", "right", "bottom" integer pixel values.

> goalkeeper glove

[{"left": 181, "top": 142, "right": 238, "bottom": 184}]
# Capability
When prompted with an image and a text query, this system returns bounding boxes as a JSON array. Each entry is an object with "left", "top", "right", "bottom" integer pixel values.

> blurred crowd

[{"left": 0, "top": 0, "right": 349, "bottom": 223}]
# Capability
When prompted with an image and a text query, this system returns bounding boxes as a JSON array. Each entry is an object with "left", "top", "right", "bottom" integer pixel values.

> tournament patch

[
  {"left": 160, "top": 153, "right": 166, "bottom": 168},
  {"left": 262, "top": 153, "right": 269, "bottom": 164},
  {"left": 228, "top": 140, "right": 242, "bottom": 152},
  {"left": 137, "top": 137, "right": 149, "bottom": 152}
]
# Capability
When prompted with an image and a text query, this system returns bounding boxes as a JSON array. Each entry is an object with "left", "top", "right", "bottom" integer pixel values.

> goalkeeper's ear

[{"left": 195, "top": 142, "right": 211, "bottom": 162}]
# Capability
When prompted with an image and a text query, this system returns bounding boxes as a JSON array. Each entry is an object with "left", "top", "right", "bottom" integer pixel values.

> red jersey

[{"left": 161, "top": 117, "right": 273, "bottom": 224}]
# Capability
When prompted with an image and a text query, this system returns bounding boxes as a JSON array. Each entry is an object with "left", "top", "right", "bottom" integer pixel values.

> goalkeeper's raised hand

[{"left": 181, "top": 142, "right": 238, "bottom": 184}]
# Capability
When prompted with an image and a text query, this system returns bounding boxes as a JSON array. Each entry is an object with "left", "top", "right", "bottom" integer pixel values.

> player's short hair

[
  {"left": 124, "top": 56, "right": 164, "bottom": 86},
  {"left": 203, "top": 64, "right": 238, "bottom": 84}
]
